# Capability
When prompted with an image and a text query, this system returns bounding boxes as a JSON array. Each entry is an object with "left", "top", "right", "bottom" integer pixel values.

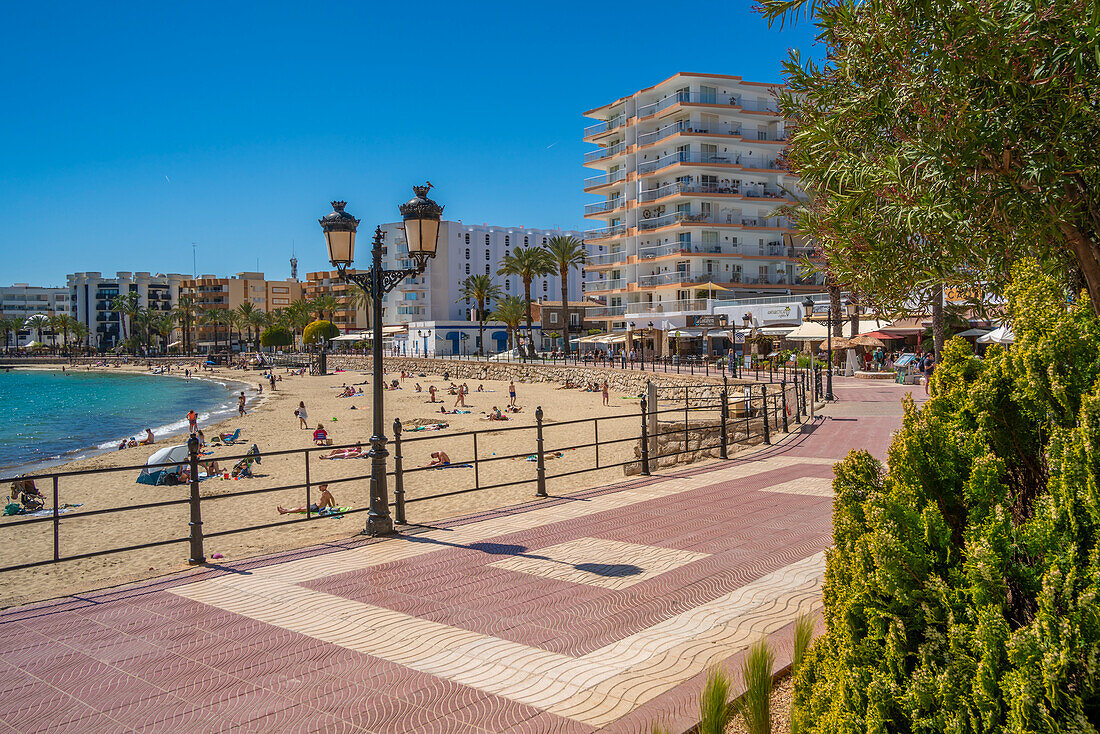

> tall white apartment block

[
  {"left": 379, "top": 220, "right": 586, "bottom": 325},
  {"left": 67, "top": 272, "right": 188, "bottom": 350},
  {"left": 582, "top": 73, "right": 824, "bottom": 330}
]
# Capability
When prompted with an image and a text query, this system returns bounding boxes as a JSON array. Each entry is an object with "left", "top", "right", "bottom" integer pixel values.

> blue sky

[{"left": 0, "top": 1, "right": 822, "bottom": 286}]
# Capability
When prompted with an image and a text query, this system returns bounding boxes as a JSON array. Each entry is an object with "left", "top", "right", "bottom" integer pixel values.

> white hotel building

[
  {"left": 377, "top": 220, "right": 586, "bottom": 356},
  {"left": 67, "top": 272, "right": 187, "bottom": 351},
  {"left": 581, "top": 73, "right": 824, "bottom": 349}
]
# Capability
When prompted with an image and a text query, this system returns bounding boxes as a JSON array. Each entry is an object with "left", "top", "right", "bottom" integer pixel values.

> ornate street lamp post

[
  {"left": 803, "top": 296, "right": 835, "bottom": 401},
  {"left": 320, "top": 186, "right": 443, "bottom": 536},
  {"left": 417, "top": 329, "right": 429, "bottom": 357}
]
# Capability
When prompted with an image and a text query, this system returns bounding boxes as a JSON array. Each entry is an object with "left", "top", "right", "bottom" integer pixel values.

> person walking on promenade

[{"left": 922, "top": 352, "right": 936, "bottom": 395}]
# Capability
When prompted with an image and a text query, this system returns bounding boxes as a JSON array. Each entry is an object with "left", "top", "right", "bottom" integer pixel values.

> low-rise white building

[
  {"left": 67, "top": 272, "right": 188, "bottom": 351},
  {"left": 0, "top": 284, "right": 69, "bottom": 346}
]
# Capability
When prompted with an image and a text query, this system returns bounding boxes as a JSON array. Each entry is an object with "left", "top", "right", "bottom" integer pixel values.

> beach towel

[
  {"left": 522, "top": 452, "right": 564, "bottom": 462},
  {"left": 428, "top": 463, "right": 473, "bottom": 470},
  {"left": 406, "top": 423, "right": 448, "bottom": 432}
]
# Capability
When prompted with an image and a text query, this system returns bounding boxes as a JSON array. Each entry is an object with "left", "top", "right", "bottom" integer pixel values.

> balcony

[
  {"left": 639, "top": 182, "right": 740, "bottom": 202},
  {"left": 636, "top": 91, "right": 748, "bottom": 118},
  {"left": 637, "top": 121, "right": 743, "bottom": 147},
  {"left": 583, "top": 169, "right": 627, "bottom": 190},
  {"left": 583, "top": 115, "right": 626, "bottom": 138},
  {"left": 585, "top": 304, "right": 628, "bottom": 318},
  {"left": 583, "top": 141, "right": 626, "bottom": 164},
  {"left": 638, "top": 151, "right": 779, "bottom": 176},
  {"left": 584, "top": 224, "right": 628, "bottom": 241},
  {"left": 626, "top": 299, "right": 714, "bottom": 315},
  {"left": 586, "top": 251, "right": 629, "bottom": 267},
  {"left": 584, "top": 197, "right": 625, "bottom": 215},
  {"left": 638, "top": 272, "right": 691, "bottom": 287},
  {"left": 584, "top": 278, "right": 625, "bottom": 292}
]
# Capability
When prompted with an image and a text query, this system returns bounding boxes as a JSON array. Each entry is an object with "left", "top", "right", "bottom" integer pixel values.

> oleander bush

[{"left": 793, "top": 261, "right": 1100, "bottom": 732}]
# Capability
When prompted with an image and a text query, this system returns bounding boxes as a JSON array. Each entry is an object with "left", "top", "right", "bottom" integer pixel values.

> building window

[
  {"left": 485, "top": 249, "right": 490, "bottom": 260},
  {"left": 465, "top": 233, "right": 470, "bottom": 244},
  {"left": 485, "top": 235, "right": 490, "bottom": 246},
  {"left": 549, "top": 312, "right": 558, "bottom": 324},
  {"left": 465, "top": 297, "right": 470, "bottom": 305},
  {"left": 465, "top": 264, "right": 470, "bottom": 275},
  {"left": 543, "top": 281, "right": 548, "bottom": 292},
  {"left": 485, "top": 263, "right": 490, "bottom": 274},
  {"left": 505, "top": 235, "right": 509, "bottom": 246},
  {"left": 524, "top": 236, "right": 529, "bottom": 245},
  {"left": 505, "top": 279, "right": 510, "bottom": 290},
  {"left": 465, "top": 248, "right": 470, "bottom": 260},
  {"left": 570, "top": 313, "right": 579, "bottom": 327},
  {"left": 466, "top": 308, "right": 471, "bottom": 320}
]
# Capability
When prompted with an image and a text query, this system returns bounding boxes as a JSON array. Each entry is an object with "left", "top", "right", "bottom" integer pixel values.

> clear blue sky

[{"left": 0, "top": 1, "right": 822, "bottom": 286}]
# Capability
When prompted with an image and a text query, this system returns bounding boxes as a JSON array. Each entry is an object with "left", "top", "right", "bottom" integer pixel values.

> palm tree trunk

[
  {"left": 931, "top": 284, "right": 945, "bottom": 357},
  {"left": 523, "top": 280, "right": 534, "bottom": 358},
  {"left": 478, "top": 298, "right": 486, "bottom": 355},
  {"left": 849, "top": 302, "right": 860, "bottom": 339},
  {"left": 560, "top": 267, "right": 570, "bottom": 356},
  {"left": 829, "top": 284, "right": 843, "bottom": 337}
]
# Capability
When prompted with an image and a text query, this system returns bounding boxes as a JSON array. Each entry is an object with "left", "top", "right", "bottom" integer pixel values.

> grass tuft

[
  {"left": 737, "top": 639, "right": 774, "bottom": 734},
  {"left": 793, "top": 613, "right": 814, "bottom": 673},
  {"left": 698, "top": 667, "right": 732, "bottom": 734}
]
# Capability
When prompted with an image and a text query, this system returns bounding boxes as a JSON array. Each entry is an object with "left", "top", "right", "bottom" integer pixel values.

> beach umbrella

[
  {"left": 977, "top": 325, "right": 1015, "bottom": 344},
  {"left": 848, "top": 334, "right": 886, "bottom": 348},
  {"left": 817, "top": 337, "right": 853, "bottom": 350},
  {"left": 137, "top": 444, "right": 190, "bottom": 486}
]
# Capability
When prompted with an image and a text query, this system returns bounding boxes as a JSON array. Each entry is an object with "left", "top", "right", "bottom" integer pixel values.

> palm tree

[
  {"left": 247, "top": 309, "right": 267, "bottom": 351},
  {"left": 70, "top": 321, "right": 88, "bottom": 354},
  {"left": 309, "top": 294, "right": 340, "bottom": 322},
  {"left": 456, "top": 274, "right": 503, "bottom": 355},
  {"left": 199, "top": 308, "right": 223, "bottom": 354},
  {"left": 110, "top": 292, "right": 140, "bottom": 352},
  {"left": 498, "top": 246, "right": 553, "bottom": 357},
  {"left": 490, "top": 296, "right": 526, "bottom": 352},
  {"left": 149, "top": 311, "right": 176, "bottom": 353},
  {"left": 0, "top": 317, "right": 20, "bottom": 352},
  {"left": 235, "top": 303, "right": 259, "bottom": 351},
  {"left": 284, "top": 299, "right": 313, "bottom": 348},
  {"left": 54, "top": 314, "right": 74, "bottom": 354},
  {"left": 24, "top": 314, "right": 49, "bottom": 347},
  {"left": 543, "top": 235, "right": 587, "bottom": 355},
  {"left": 174, "top": 294, "right": 197, "bottom": 354},
  {"left": 45, "top": 312, "right": 61, "bottom": 351}
]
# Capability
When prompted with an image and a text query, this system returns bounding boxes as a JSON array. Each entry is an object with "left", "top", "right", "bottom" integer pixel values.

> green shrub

[
  {"left": 794, "top": 260, "right": 1100, "bottom": 733},
  {"left": 302, "top": 320, "right": 338, "bottom": 344},
  {"left": 259, "top": 326, "right": 292, "bottom": 348}
]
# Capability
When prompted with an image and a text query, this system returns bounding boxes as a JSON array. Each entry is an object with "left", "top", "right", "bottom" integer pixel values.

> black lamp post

[
  {"left": 460, "top": 332, "right": 468, "bottom": 356},
  {"left": 320, "top": 186, "right": 443, "bottom": 536},
  {"left": 417, "top": 329, "right": 429, "bottom": 357},
  {"left": 803, "top": 296, "right": 835, "bottom": 401}
]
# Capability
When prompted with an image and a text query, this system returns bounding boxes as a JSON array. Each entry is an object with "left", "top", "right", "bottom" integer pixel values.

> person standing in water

[
  {"left": 238, "top": 392, "right": 247, "bottom": 416},
  {"left": 187, "top": 409, "right": 198, "bottom": 433}
]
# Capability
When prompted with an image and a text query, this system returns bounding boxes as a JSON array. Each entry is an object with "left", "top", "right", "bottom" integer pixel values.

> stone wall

[{"left": 623, "top": 415, "right": 772, "bottom": 475}]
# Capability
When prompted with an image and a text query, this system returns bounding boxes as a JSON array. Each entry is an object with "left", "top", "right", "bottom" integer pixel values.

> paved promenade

[{"left": 0, "top": 380, "right": 915, "bottom": 733}]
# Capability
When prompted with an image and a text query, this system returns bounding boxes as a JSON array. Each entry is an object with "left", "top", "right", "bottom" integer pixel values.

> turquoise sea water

[{"left": 0, "top": 369, "right": 239, "bottom": 475}]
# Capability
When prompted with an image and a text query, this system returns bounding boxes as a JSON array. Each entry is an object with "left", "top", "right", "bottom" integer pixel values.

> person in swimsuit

[
  {"left": 427, "top": 451, "right": 450, "bottom": 467},
  {"left": 602, "top": 380, "right": 610, "bottom": 406},
  {"left": 508, "top": 380, "right": 516, "bottom": 407},
  {"left": 140, "top": 429, "right": 155, "bottom": 445},
  {"left": 187, "top": 409, "right": 198, "bottom": 433},
  {"left": 320, "top": 443, "right": 363, "bottom": 460},
  {"left": 277, "top": 485, "right": 336, "bottom": 514},
  {"left": 238, "top": 392, "right": 247, "bottom": 416}
]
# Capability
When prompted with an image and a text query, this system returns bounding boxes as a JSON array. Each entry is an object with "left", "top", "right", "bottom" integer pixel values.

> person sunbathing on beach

[
  {"left": 415, "top": 383, "right": 422, "bottom": 392},
  {"left": 486, "top": 406, "right": 505, "bottom": 421},
  {"left": 278, "top": 485, "right": 335, "bottom": 514},
  {"left": 428, "top": 385, "right": 438, "bottom": 402},
  {"left": 506, "top": 405, "right": 522, "bottom": 413},
  {"left": 140, "top": 429, "right": 155, "bottom": 445},
  {"left": 390, "top": 379, "right": 401, "bottom": 390},
  {"left": 426, "top": 451, "right": 450, "bottom": 467},
  {"left": 320, "top": 443, "right": 363, "bottom": 460},
  {"left": 10, "top": 477, "right": 44, "bottom": 512},
  {"left": 313, "top": 424, "right": 329, "bottom": 446},
  {"left": 477, "top": 384, "right": 484, "bottom": 392}
]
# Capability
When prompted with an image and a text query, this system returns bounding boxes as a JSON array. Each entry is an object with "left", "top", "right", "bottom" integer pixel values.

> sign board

[{"left": 692, "top": 314, "right": 728, "bottom": 328}]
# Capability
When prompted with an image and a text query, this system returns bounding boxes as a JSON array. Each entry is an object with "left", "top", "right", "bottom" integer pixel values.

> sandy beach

[{"left": 0, "top": 361, "right": 739, "bottom": 608}]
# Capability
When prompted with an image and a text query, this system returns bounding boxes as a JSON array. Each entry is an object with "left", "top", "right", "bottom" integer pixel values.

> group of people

[{"left": 118, "top": 428, "right": 156, "bottom": 450}]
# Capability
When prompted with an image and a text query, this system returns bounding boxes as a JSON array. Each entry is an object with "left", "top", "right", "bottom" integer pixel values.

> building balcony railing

[
  {"left": 584, "top": 198, "right": 625, "bottom": 215},
  {"left": 583, "top": 169, "right": 628, "bottom": 190},
  {"left": 637, "top": 121, "right": 743, "bottom": 147},
  {"left": 583, "top": 115, "right": 626, "bottom": 138},
  {"left": 638, "top": 272, "right": 692, "bottom": 287},
  {"left": 586, "top": 251, "right": 629, "bottom": 267},
  {"left": 583, "top": 278, "right": 625, "bottom": 291},
  {"left": 584, "top": 224, "right": 629, "bottom": 241},
  {"left": 583, "top": 141, "right": 626, "bottom": 163},
  {"left": 585, "top": 304, "right": 629, "bottom": 318},
  {"left": 637, "top": 151, "right": 781, "bottom": 176},
  {"left": 635, "top": 91, "right": 783, "bottom": 118},
  {"left": 639, "top": 182, "right": 738, "bottom": 202},
  {"left": 625, "top": 298, "right": 715, "bottom": 315}
]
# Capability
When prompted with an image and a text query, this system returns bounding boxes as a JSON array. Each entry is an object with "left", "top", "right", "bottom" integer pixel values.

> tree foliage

[
  {"left": 762, "top": 0, "right": 1100, "bottom": 313},
  {"left": 259, "top": 326, "right": 293, "bottom": 348},
  {"left": 793, "top": 261, "right": 1100, "bottom": 733},
  {"left": 302, "top": 319, "right": 338, "bottom": 344}
]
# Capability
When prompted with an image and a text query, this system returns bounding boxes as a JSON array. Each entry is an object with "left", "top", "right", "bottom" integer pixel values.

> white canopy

[
  {"left": 381, "top": 325, "right": 406, "bottom": 335},
  {"left": 329, "top": 332, "right": 370, "bottom": 342},
  {"left": 977, "top": 325, "right": 1015, "bottom": 344},
  {"left": 167, "top": 340, "right": 182, "bottom": 348},
  {"left": 954, "top": 328, "right": 990, "bottom": 339},
  {"left": 783, "top": 319, "right": 888, "bottom": 341},
  {"left": 668, "top": 328, "right": 703, "bottom": 338}
]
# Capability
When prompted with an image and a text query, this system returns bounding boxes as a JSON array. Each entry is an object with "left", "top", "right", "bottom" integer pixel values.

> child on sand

[
  {"left": 312, "top": 424, "right": 329, "bottom": 446},
  {"left": 297, "top": 402, "right": 309, "bottom": 429}
]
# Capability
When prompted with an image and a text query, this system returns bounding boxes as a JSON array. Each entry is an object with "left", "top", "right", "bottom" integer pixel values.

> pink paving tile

[
  {"left": 99, "top": 692, "right": 196, "bottom": 731},
  {"left": 0, "top": 691, "right": 103, "bottom": 734},
  {"left": 446, "top": 693, "right": 544, "bottom": 733}
]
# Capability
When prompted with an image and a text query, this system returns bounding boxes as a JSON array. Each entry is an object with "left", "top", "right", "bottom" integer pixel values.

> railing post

[
  {"left": 187, "top": 436, "right": 205, "bottom": 565},
  {"left": 393, "top": 418, "right": 406, "bottom": 525},
  {"left": 535, "top": 406, "right": 547, "bottom": 497},
  {"left": 760, "top": 384, "right": 771, "bottom": 445},
  {"left": 52, "top": 476, "right": 59, "bottom": 562},
  {"left": 640, "top": 397, "right": 651, "bottom": 476},
  {"left": 781, "top": 380, "right": 790, "bottom": 433},
  {"left": 719, "top": 385, "right": 729, "bottom": 460},
  {"left": 305, "top": 450, "right": 312, "bottom": 519},
  {"left": 793, "top": 374, "right": 802, "bottom": 424}
]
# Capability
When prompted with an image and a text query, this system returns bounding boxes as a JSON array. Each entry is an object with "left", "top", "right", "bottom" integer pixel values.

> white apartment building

[
  {"left": 67, "top": 272, "right": 188, "bottom": 350},
  {"left": 0, "top": 284, "right": 70, "bottom": 346},
  {"left": 379, "top": 220, "right": 586, "bottom": 356},
  {"left": 582, "top": 73, "right": 824, "bottom": 343}
]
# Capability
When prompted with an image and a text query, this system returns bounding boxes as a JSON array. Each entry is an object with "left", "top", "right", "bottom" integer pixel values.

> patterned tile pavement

[{"left": 0, "top": 379, "right": 918, "bottom": 733}]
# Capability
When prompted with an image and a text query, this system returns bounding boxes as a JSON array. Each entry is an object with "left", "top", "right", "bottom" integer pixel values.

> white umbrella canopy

[
  {"left": 953, "top": 328, "right": 990, "bottom": 339},
  {"left": 977, "top": 325, "right": 1015, "bottom": 344}
]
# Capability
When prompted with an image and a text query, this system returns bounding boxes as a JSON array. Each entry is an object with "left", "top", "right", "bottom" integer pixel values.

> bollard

[
  {"left": 781, "top": 380, "right": 789, "bottom": 433},
  {"left": 640, "top": 397, "right": 651, "bottom": 476},
  {"left": 719, "top": 386, "right": 729, "bottom": 460},
  {"left": 760, "top": 384, "right": 771, "bottom": 445},
  {"left": 535, "top": 407, "right": 547, "bottom": 497},
  {"left": 393, "top": 418, "right": 406, "bottom": 525},
  {"left": 793, "top": 375, "right": 802, "bottom": 424},
  {"left": 187, "top": 435, "right": 205, "bottom": 565}
]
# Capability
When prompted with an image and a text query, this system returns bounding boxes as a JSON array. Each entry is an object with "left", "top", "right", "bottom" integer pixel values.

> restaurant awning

[
  {"left": 668, "top": 328, "right": 703, "bottom": 338},
  {"left": 381, "top": 325, "right": 406, "bottom": 335},
  {"left": 330, "top": 332, "right": 370, "bottom": 342},
  {"left": 977, "top": 325, "right": 1014, "bottom": 344}
]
